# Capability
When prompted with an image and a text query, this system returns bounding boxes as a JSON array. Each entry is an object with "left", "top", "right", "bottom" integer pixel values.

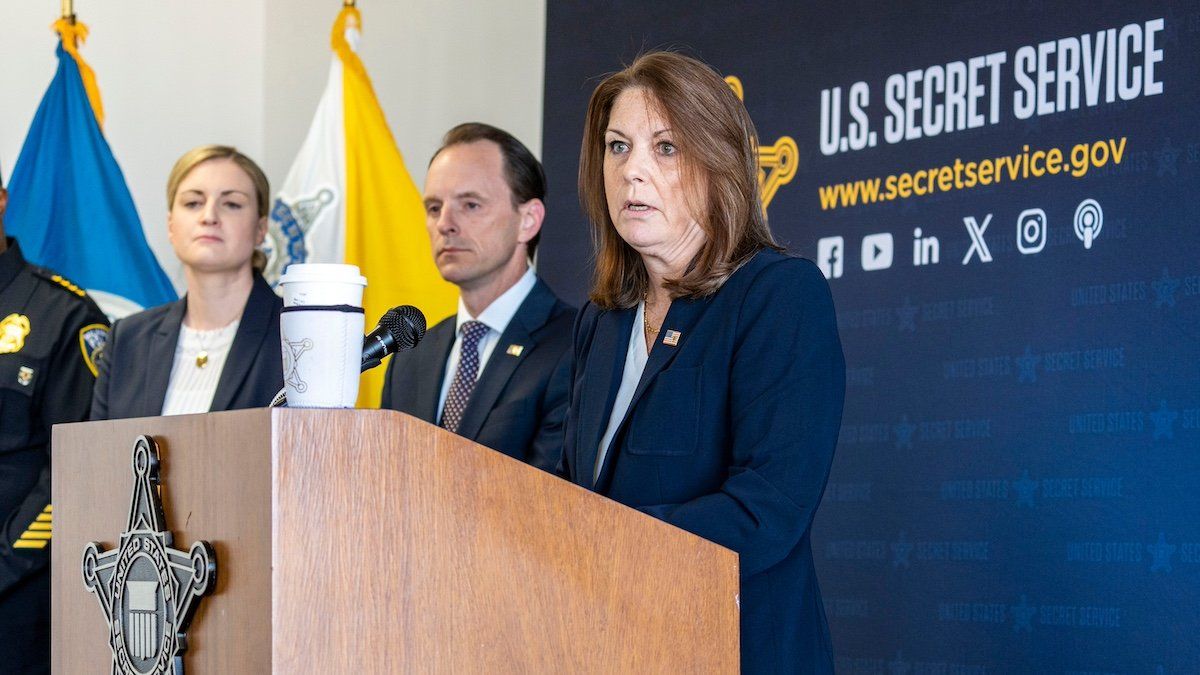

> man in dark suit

[{"left": 381, "top": 123, "right": 574, "bottom": 472}]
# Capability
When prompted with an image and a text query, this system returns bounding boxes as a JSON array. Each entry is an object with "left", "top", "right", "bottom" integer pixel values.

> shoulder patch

[
  {"left": 79, "top": 323, "right": 109, "bottom": 377},
  {"left": 32, "top": 269, "right": 87, "bottom": 298}
]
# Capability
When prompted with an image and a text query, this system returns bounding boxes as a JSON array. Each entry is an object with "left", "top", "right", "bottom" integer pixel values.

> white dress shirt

[
  {"left": 594, "top": 301, "right": 649, "bottom": 481},
  {"left": 436, "top": 267, "right": 537, "bottom": 421},
  {"left": 161, "top": 320, "right": 240, "bottom": 416}
]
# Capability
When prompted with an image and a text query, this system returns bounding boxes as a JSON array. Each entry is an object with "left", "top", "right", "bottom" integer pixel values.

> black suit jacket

[
  {"left": 563, "top": 250, "right": 845, "bottom": 674},
  {"left": 381, "top": 277, "right": 574, "bottom": 472},
  {"left": 91, "top": 274, "right": 284, "bottom": 420}
]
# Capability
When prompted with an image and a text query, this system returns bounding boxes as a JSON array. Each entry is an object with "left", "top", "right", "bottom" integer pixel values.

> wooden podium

[{"left": 51, "top": 409, "right": 739, "bottom": 673}]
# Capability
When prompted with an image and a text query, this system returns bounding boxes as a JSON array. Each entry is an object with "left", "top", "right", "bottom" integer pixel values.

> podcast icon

[{"left": 1074, "top": 199, "right": 1103, "bottom": 250}]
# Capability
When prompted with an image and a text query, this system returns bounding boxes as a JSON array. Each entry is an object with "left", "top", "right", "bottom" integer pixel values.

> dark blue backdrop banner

[{"left": 540, "top": 1, "right": 1199, "bottom": 672}]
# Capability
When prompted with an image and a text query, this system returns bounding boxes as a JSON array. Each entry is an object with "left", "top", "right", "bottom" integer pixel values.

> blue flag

[{"left": 7, "top": 30, "right": 175, "bottom": 317}]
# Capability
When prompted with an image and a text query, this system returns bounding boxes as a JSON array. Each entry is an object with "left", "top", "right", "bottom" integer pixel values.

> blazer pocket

[
  {"left": 0, "top": 356, "right": 39, "bottom": 445},
  {"left": 483, "top": 398, "right": 534, "bottom": 428},
  {"left": 626, "top": 367, "right": 700, "bottom": 456}
]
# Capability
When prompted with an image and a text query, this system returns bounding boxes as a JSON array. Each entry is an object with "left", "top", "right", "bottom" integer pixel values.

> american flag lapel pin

[
  {"left": 662, "top": 330, "right": 681, "bottom": 347},
  {"left": 506, "top": 344, "right": 525, "bottom": 357}
]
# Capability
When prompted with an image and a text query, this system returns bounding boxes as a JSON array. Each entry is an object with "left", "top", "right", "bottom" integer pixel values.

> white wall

[{"left": 0, "top": 0, "right": 545, "bottom": 291}]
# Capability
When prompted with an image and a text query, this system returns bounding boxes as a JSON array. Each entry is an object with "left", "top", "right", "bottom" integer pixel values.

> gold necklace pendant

[{"left": 196, "top": 351, "right": 209, "bottom": 369}]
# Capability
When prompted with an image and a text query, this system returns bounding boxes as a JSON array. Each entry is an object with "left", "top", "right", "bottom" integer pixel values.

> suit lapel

[
  {"left": 414, "top": 321, "right": 456, "bottom": 423},
  {"left": 144, "top": 299, "right": 186, "bottom": 417},
  {"left": 627, "top": 296, "right": 708, "bottom": 412},
  {"left": 575, "top": 307, "right": 634, "bottom": 489},
  {"left": 210, "top": 275, "right": 274, "bottom": 412},
  {"left": 592, "top": 295, "right": 712, "bottom": 493},
  {"left": 456, "top": 280, "right": 557, "bottom": 439}
]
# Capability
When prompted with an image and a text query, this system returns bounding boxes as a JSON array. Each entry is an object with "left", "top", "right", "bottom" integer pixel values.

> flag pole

[{"left": 61, "top": 0, "right": 75, "bottom": 24}]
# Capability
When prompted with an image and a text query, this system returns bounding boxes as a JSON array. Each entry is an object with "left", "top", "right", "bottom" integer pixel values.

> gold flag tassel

[{"left": 52, "top": 7, "right": 106, "bottom": 127}]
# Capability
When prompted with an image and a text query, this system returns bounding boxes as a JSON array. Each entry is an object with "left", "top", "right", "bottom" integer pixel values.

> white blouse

[
  {"left": 593, "top": 302, "right": 650, "bottom": 482},
  {"left": 160, "top": 320, "right": 240, "bottom": 416}
]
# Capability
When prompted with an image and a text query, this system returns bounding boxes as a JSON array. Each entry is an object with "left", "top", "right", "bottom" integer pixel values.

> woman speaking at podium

[
  {"left": 561, "top": 52, "right": 845, "bottom": 674},
  {"left": 91, "top": 145, "right": 283, "bottom": 420}
]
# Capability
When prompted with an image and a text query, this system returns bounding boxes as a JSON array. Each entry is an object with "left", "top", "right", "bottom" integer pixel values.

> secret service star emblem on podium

[{"left": 82, "top": 435, "right": 218, "bottom": 674}]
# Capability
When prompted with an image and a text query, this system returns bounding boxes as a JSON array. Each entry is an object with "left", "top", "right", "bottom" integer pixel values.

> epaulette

[{"left": 32, "top": 268, "right": 88, "bottom": 298}]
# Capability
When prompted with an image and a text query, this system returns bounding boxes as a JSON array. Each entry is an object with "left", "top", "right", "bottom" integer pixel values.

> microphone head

[{"left": 382, "top": 305, "right": 427, "bottom": 351}]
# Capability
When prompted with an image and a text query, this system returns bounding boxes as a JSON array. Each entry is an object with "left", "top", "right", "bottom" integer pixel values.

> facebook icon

[{"left": 818, "top": 236, "right": 845, "bottom": 279}]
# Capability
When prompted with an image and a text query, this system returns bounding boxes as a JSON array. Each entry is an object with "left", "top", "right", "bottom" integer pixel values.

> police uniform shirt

[{"left": 0, "top": 238, "right": 108, "bottom": 660}]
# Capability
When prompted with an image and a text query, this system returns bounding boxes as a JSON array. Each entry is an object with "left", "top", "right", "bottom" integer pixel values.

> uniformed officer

[{"left": 0, "top": 175, "right": 108, "bottom": 671}]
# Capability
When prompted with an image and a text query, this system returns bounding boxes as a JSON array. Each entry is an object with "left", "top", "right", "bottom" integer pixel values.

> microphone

[
  {"left": 268, "top": 305, "right": 427, "bottom": 408},
  {"left": 361, "top": 305, "right": 427, "bottom": 371}
]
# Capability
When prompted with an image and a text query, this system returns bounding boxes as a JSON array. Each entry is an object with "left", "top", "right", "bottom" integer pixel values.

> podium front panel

[
  {"left": 272, "top": 409, "right": 739, "bottom": 673},
  {"left": 52, "top": 409, "right": 737, "bottom": 673},
  {"left": 52, "top": 410, "right": 273, "bottom": 673}
]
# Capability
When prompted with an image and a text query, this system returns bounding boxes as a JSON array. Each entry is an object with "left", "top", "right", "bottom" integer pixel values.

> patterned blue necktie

[{"left": 439, "top": 321, "right": 490, "bottom": 433}]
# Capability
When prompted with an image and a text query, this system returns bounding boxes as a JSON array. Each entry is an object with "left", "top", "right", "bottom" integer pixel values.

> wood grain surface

[
  {"left": 52, "top": 410, "right": 273, "bottom": 673},
  {"left": 52, "top": 409, "right": 739, "bottom": 673}
]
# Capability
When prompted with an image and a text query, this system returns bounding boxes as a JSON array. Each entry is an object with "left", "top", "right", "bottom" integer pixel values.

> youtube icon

[{"left": 861, "top": 233, "right": 893, "bottom": 271}]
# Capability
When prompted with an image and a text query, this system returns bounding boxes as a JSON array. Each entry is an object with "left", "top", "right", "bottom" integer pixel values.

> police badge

[
  {"left": 82, "top": 436, "right": 217, "bottom": 674},
  {"left": 0, "top": 313, "right": 31, "bottom": 354}
]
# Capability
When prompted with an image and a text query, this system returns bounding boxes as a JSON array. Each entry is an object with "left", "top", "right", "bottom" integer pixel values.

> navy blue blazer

[
  {"left": 381, "top": 277, "right": 574, "bottom": 473},
  {"left": 90, "top": 274, "right": 284, "bottom": 420},
  {"left": 563, "top": 250, "right": 845, "bottom": 674}
]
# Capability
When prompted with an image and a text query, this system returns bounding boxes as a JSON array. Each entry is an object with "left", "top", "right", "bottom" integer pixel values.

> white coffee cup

[
  {"left": 280, "top": 305, "right": 364, "bottom": 408},
  {"left": 278, "top": 263, "right": 367, "bottom": 308}
]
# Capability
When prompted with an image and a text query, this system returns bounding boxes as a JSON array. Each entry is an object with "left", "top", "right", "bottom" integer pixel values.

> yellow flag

[{"left": 337, "top": 8, "right": 458, "bottom": 406}]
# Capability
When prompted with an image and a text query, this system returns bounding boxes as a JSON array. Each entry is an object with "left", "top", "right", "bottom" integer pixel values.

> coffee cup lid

[{"left": 279, "top": 263, "right": 367, "bottom": 287}]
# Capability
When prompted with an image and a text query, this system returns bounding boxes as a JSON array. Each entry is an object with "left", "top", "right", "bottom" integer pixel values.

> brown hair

[
  {"left": 167, "top": 145, "right": 271, "bottom": 273},
  {"left": 432, "top": 123, "right": 547, "bottom": 258},
  {"left": 579, "top": 51, "right": 780, "bottom": 309}
]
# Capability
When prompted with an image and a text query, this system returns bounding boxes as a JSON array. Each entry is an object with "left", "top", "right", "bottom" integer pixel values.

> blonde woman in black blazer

[{"left": 91, "top": 145, "right": 282, "bottom": 420}]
